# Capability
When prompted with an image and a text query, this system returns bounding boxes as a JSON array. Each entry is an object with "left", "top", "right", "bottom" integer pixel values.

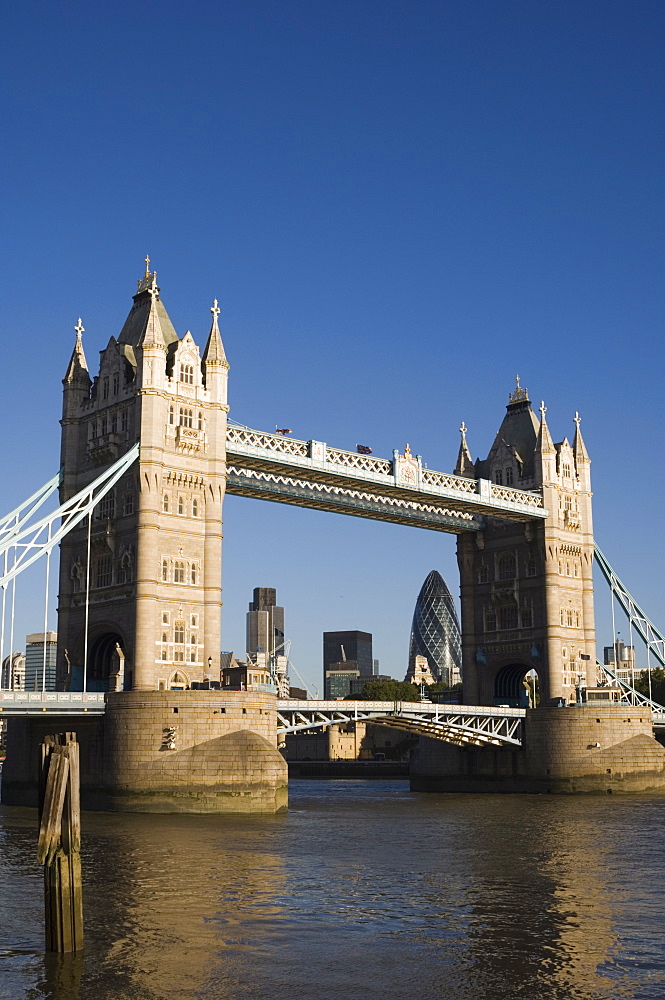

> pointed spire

[
  {"left": 63, "top": 318, "right": 91, "bottom": 385},
  {"left": 202, "top": 298, "right": 229, "bottom": 374},
  {"left": 573, "top": 411, "right": 590, "bottom": 464},
  {"left": 454, "top": 421, "right": 475, "bottom": 478},
  {"left": 138, "top": 284, "right": 167, "bottom": 350},
  {"left": 535, "top": 400, "right": 555, "bottom": 454}
]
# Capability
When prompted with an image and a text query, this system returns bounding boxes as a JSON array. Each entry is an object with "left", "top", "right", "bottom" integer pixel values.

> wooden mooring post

[{"left": 37, "top": 732, "right": 84, "bottom": 952}]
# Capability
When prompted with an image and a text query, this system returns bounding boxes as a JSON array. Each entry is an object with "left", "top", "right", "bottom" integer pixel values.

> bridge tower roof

[
  {"left": 477, "top": 376, "right": 540, "bottom": 481},
  {"left": 117, "top": 257, "right": 179, "bottom": 356}
]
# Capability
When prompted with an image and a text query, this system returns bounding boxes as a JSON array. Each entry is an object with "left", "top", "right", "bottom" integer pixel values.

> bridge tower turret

[
  {"left": 57, "top": 262, "right": 229, "bottom": 692},
  {"left": 457, "top": 379, "right": 596, "bottom": 707}
]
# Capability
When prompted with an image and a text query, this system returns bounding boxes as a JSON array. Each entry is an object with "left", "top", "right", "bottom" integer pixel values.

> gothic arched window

[
  {"left": 498, "top": 554, "right": 516, "bottom": 581},
  {"left": 191, "top": 564, "right": 197, "bottom": 585},
  {"left": 174, "top": 561, "right": 185, "bottom": 583},
  {"left": 192, "top": 498, "right": 199, "bottom": 517},
  {"left": 162, "top": 559, "right": 168, "bottom": 582},
  {"left": 163, "top": 494, "right": 169, "bottom": 513},
  {"left": 178, "top": 496, "right": 184, "bottom": 515},
  {"left": 169, "top": 404, "right": 174, "bottom": 425},
  {"left": 499, "top": 605, "right": 518, "bottom": 630},
  {"left": 198, "top": 411, "right": 203, "bottom": 430},
  {"left": 180, "top": 364, "right": 194, "bottom": 385},
  {"left": 96, "top": 556, "right": 112, "bottom": 588}
]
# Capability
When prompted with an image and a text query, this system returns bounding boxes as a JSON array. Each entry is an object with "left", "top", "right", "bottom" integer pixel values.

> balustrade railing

[
  {"left": 324, "top": 447, "right": 392, "bottom": 475},
  {"left": 226, "top": 425, "right": 309, "bottom": 457},
  {"left": 489, "top": 484, "right": 544, "bottom": 508},
  {"left": 421, "top": 469, "right": 477, "bottom": 494}
]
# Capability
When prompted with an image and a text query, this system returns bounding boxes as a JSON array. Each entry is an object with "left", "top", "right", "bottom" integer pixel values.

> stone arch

[
  {"left": 88, "top": 631, "right": 125, "bottom": 692},
  {"left": 169, "top": 670, "right": 189, "bottom": 690},
  {"left": 494, "top": 662, "right": 538, "bottom": 709}
]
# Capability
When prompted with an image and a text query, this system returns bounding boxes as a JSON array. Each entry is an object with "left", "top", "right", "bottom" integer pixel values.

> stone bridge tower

[
  {"left": 456, "top": 379, "right": 596, "bottom": 707},
  {"left": 58, "top": 262, "right": 229, "bottom": 691}
]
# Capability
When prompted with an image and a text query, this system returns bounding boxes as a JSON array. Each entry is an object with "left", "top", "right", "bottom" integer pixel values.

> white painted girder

[{"left": 277, "top": 701, "right": 525, "bottom": 747}]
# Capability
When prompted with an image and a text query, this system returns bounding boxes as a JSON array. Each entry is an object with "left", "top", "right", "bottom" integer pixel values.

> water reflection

[{"left": 2, "top": 785, "right": 665, "bottom": 1000}]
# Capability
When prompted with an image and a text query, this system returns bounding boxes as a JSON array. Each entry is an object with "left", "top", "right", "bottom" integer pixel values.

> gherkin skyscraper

[{"left": 407, "top": 571, "right": 462, "bottom": 686}]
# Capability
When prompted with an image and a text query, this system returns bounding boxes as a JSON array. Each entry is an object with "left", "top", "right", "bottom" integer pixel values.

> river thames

[{"left": 1, "top": 779, "right": 664, "bottom": 1000}]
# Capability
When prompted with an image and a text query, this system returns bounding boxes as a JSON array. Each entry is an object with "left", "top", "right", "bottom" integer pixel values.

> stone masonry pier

[
  {"left": 2, "top": 691, "right": 288, "bottom": 813},
  {"left": 410, "top": 705, "right": 665, "bottom": 794}
]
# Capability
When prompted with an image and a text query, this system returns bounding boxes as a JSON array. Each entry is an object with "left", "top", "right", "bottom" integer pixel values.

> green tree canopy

[{"left": 348, "top": 679, "right": 420, "bottom": 702}]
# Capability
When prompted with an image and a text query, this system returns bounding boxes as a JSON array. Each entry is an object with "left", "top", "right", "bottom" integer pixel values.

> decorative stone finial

[
  {"left": 74, "top": 317, "right": 85, "bottom": 338},
  {"left": 211, "top": 298, "right": 220, "bottom": 319},
  {"left": 137, "top": 255, "right": 158, "bottom": 294},
  {"left": 540, "top": 401, "right": 547, "bottom": 418},
  {"left": 404, "top": 443, "right": 412, "bottom": 456},
  {"left": 460, "top": 421, "right": 467, "bottom": 441},
  {"left": 508, "top": 374, "right": 529, "bottom": 404},
  {"left": 574, "top": 411, "right": 581, "bottom": 429}
]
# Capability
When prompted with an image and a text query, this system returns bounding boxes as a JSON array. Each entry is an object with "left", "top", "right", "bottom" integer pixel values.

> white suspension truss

[
  {"left": 596, "top": 660, "right": 665, "bottom": 721},
  {"left": 0, "top": 443, "right": 139, "bottom": 590},
  {"left": 594, "top": 544, "right": 665, "bottom": 669},
  {"left": 0, "top": 471, "right": 62, "bottom": 551}
]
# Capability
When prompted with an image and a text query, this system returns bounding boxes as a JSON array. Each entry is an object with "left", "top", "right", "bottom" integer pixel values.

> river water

[{"left": 1, "top": 779, "right": 664, "bottom": 1000}]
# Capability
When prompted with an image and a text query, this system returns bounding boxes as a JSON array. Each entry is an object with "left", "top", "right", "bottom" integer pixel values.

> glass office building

[
  {"left": 408, "top": 571, "right": 462, "bottom": 686},
  {"left": 323, "top": 631, "right": 373, "bottom": 698}
]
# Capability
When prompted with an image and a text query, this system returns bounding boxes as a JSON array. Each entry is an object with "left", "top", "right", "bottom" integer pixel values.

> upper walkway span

[{"left": 225, "top": 424, "right": 548, "bottom": 532}]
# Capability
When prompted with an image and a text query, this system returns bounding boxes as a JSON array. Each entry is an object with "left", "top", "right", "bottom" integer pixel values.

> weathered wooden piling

[{"left": 37, "top": 733, "right": 83, "bottom": 952}]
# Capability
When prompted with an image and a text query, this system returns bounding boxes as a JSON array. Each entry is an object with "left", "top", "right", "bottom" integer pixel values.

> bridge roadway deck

[
  {"left": 2, "top": 693, "right": 661, "bottom": 738},
  {"left": 225, "top": 424, "right": 548, "bottom": 532}
]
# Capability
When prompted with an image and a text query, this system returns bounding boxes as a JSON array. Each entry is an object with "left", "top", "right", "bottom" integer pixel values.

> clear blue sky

[{"left": 1, "top": 1, "right": 664, "bottom": 693}]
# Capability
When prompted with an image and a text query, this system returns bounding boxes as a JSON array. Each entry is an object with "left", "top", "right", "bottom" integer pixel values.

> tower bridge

[{"left": 3, "top": 262, "right": 665, "bottom": 809}]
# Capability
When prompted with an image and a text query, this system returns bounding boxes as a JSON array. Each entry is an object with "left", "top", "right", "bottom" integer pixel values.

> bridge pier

[
  {"left": 2, "top": 692, "right": 288, "bottom": 813},
  {"left": 410, "top": 705, "right": 665, "bottom": 793}
]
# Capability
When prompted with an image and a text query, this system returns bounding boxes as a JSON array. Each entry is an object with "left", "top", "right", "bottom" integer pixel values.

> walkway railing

[{"left": 0, "top": 691, "right": 105, "bottom": 714}]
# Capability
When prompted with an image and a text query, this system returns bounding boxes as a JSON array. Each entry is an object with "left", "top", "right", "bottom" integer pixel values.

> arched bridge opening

[
  {"left": 86, "top": 632, "right": 126, "bottom": 692},
  {"left": 494, "top": 663, "right": 538, "bottom": 709}
]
